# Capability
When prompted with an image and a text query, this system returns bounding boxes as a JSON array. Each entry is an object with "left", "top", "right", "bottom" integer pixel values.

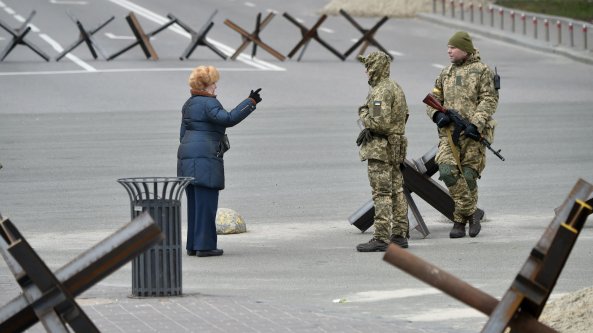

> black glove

[
  {"left": 249, "top": 88, "right": 262, "bottom": 104},
  {"left": 356, "top": 128, "right": 372, "bottom": 146},
  {"left": 465, "top": 124, "right": 481, "bottom": 141},
  {"left": 433, "top": 112, "right": 451, "bottom": 128}
]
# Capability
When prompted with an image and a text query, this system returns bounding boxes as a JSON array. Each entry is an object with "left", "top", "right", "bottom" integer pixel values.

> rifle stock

[
  {"left": 423, "top": 93, "right": 505, "bottom": 161},
  {"left": 422, "top": 94, "right": 446, "bottom": 113}
]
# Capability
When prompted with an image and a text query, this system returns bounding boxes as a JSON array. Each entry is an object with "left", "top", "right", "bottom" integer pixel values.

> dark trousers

[{"left": 185, "top": 184, "right": 219, "bottom": 251}]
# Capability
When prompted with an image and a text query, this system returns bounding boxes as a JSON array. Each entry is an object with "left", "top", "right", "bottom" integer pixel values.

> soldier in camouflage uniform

[
  {"left": 426, "top": 31, "right": 499, "bottom": 238},
  {"left": 356, "top": 51, "right": 410, "bottom": 252}
]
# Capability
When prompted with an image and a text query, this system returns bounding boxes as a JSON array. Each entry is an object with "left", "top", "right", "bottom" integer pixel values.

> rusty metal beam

[
  {"left": 0, "top": 212, "right": 163, "bottom": 332},
  {"left": 383, "top": 244, "right": 558, "bottom": 333}
]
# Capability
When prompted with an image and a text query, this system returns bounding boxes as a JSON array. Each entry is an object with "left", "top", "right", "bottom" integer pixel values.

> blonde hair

[{"left": 188, "top": 66, "right": 220, "bottom": 90}]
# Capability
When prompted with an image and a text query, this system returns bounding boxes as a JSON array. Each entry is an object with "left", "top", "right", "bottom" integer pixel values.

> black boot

[
  {"left": 356, "top": 238, "right": 388, "bottom": 252},
  {"left": 390, "top": 234, "right": 409, "bottom": 248},
  {"left": 468, "top": 209, "right": 484, "bottom": 237},
  {"left": 449, "top": 222, "right": 466, "bottom": 238}
]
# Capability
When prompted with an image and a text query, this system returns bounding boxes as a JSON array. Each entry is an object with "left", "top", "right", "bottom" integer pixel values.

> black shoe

[
  {"left": 449, "top": 222, "right": 466, "bottom": 238},
  {"left": 196, "top": 249, "right": 224, "bottom": 257},
  {"left": 187, "top": 250, "right": 196, "bottom": 256},
  {"left": 356, "top": 238, "right": 388, "bottom": 252},
  {"left": 468, "top": 221, "right": 481, "bottom": 237},
  {"left": 468, "top": 209, "right": 484, "bottom": 237},
  {"left": 390, "top": 234, "right": 409, "bottom": 248}
]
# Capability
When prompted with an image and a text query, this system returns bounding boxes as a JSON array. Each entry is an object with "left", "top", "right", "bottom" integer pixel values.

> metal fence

[{"left": 433, "top": 0, "right": 592, "bottom": 51}]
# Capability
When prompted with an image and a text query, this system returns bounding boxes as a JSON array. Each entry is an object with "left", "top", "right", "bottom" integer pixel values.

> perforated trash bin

[{"left": 118, "top": 177, "right": 192, "bottom": 297}]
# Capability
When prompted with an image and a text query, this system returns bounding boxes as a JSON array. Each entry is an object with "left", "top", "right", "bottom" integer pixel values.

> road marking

[
  {"left": 108, "top": 0, "right": 285, "bottom": 71},
  {"left": 319, "top": 27, "right": 334, "bottom": 34},
  {"left": 39, "top": 34, "right": 97, "bottom": 71},
  {"left": 104, "top": 32, "right": 136, "bottom": 40},
  {"left": 244, "top": 2, "right": 255, "bottom": 7},
  {"left": 337, "top": 288, "right": 442, "bottom": 303},
  {"left": 0, "top": 67, "right": 265, "bottom": 76},
  {"left": 401, "top": 307, "right": 484, "bottom": 321},
  {"left": 49, "top": 0, "right": 88, "bottom": 4},
  {"left": 432, "top": 63, "right": 446, "bottom": 69},
  {"left": 389, "top": 50, "right": 404, "bottom": 57},
  {"left": 0, "top": 4, "right": 94, "bottom": 71}
]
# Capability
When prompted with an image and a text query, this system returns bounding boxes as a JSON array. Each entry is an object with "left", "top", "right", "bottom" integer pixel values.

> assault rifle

[{"left": 423, "top": 93, "right": 505, "bottom": 161}]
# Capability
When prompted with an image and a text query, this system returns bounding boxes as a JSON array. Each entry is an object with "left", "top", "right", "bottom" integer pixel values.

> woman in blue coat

[{"left": 177, "top": 65, "right": 262, "bottom": 257}]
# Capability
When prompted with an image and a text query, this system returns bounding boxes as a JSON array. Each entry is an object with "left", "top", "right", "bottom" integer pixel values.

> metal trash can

[{"left": 117, "top": 177, "right": 192, "bottom": 297}]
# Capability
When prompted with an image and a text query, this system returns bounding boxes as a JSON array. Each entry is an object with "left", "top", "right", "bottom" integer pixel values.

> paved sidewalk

[{"left": 0, "top": 274, "right": 441, "bottom": 333}]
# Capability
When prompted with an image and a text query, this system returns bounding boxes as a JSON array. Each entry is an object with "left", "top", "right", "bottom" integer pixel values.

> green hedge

[{"left": 495, "top": 0, "right": 593, "bottom": 22}]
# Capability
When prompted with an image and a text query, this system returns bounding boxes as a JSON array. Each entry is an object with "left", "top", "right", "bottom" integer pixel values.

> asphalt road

[{"left": 1, "top": 0, "right": 593, "bottom": 332}]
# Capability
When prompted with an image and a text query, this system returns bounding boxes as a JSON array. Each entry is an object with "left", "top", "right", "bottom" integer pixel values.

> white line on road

[
  {"left": 49, "top": 0, "right": 88, "bottom": 4},
  {"left": 338, "top": 288, "right": 442, "bottom": 303},
  {"left": 108, "top": 0, "right": 285, "bottom": 71},
  {"left": 0, "top": 5, "right": 94, "bottom": 71},
  {"left": 104, "top": 32, "right": 136, "bottom": 40},
  {"left": 432, "top": 63, "right": 446, "bottom": 69},
  {"left": 244, "top": 2, "right": 255, "bottom": 7},
  {"left": 39, "top": 34, "right": 97, "bottom": 72},
  {"left": 389, "top": 50, "right": 404, "bottom": 57},
  {"left": 0, "top": 67, "right": 264, "bottom": 76}
]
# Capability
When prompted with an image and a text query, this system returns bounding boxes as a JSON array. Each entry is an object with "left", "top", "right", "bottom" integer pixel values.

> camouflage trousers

[
  {"left": 367, "top": 159, "right": 409, "bottom": 242},
  {"left": 436, "top": 135, "right": 485, "bottom": 223}
]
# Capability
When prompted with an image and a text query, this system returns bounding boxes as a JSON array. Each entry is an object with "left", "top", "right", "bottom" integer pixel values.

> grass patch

[{"left": 495, "top": 0, "right": 593, "bottom": 22}]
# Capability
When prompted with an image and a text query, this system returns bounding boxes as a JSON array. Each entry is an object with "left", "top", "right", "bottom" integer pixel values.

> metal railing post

[
  {"left": 569, "top": 22, "right": 574, "bottom": 47},
  {"left": 545, "top": 19, "right": 549, "bottom": 42},
  {"left": 450, "top": 0, "right": 455, "bottom": 18},
  {"left": 583, "top": 24, "right": 588, "bottom": 50}
]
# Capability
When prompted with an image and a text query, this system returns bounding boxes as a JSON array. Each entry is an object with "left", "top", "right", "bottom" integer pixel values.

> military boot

[
  {"left": 390, "top": 234, "right": 409, "bottom": 248},
  {"left": 449, "top": 222, "right": 466, "bottom": 238},
  {"left": 356, "top": 237, "right": 388, "bottom": 252},
  {"left": 468, "top": 209, "right": 484, "bottom": 237}
]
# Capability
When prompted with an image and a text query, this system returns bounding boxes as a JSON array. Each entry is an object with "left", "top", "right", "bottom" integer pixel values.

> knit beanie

[{"left": 448, "top": 31, "right": 475, "bottom": 54}]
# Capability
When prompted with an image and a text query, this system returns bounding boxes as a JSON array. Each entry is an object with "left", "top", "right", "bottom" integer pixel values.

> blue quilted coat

[{"left": 177, "top": 92, "right": 256, "bottom": 189}]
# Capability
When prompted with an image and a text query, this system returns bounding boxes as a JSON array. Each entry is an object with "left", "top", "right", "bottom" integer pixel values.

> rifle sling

[{"left": 446, "top": 128, "right": 463, "bottom": 174}]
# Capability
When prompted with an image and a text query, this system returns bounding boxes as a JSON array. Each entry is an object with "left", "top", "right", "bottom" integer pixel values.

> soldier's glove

[
  {"left": 249, "top": 88, "right": 262, "bottom": 104},
  {"left": 356, "top": 128, "right": 373, "bottom": 146},
  {"left": 433, "top": 112, "right": 451, "bottom": 128},
  {"left": 464, "top": 124, "right": 481, "bottom": 141}
]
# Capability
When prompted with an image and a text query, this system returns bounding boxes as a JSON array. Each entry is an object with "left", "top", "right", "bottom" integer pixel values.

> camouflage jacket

[
  {"left": 426, "top": 50, "right": 498, "bottom": 135},
  {"left": 358, "top": 53, "right": 409, "bottom": 162}
]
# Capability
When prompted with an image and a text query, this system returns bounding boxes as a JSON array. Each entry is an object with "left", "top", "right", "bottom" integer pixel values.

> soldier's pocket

[
  {"left": 484, "top": 119, "right": 496, "bottom": 143},
  {"left": 388, "top": 135, "right": 407, "bottom": 164}
]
